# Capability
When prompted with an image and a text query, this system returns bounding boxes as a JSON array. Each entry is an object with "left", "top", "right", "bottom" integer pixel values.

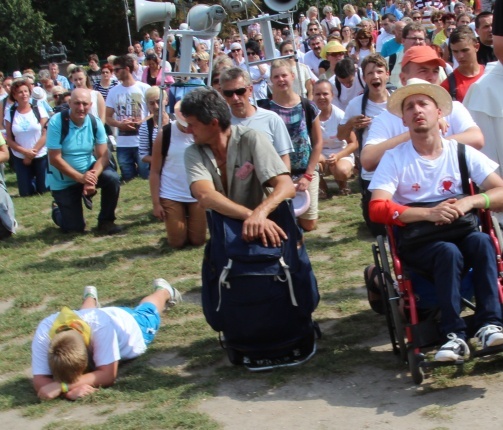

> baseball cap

[
  {"left": 31, "top": 86, "right": 47, "bottom": 101},
  {"left": 401, "top": 46, "right": 446, "bottom": 70},
  {"left": 230, "top": 42, "right": 242, "bottom": 51}
]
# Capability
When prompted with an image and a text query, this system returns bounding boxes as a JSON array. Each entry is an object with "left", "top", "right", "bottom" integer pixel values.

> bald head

[
  {"left": 394, "top": 21, "right": 407, "bottom": 42},
  {"left": 69, "top": 88, "right": 92, "bottom": 125}
]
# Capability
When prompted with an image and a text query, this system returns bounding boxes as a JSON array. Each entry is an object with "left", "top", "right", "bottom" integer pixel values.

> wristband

[
  {"left": 303, "top": 173, "right": 313, "bottom": 182},
  {"left": 481, "top": 192, "right": 490, "bottom": 209},
  {"left": 61, "top": 382, "right": 69, "bottom": 394}
]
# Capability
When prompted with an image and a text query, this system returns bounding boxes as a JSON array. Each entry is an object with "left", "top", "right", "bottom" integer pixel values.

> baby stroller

[{"left": 371, "top": 207, "right": 503, "bottom": 384}]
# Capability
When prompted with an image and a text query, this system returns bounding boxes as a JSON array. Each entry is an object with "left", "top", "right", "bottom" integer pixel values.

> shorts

[
  {"left": 298, "top": 170, "right": 319, "bottom": 221},
  {"left": 120, "top": 302, "right": 161, "bottom": 346}
]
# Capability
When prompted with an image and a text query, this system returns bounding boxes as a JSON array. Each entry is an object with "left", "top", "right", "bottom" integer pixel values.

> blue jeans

[
  {"left": 116, "top": 147, "right": 149, "bottom": 181},
  {"left": 12, "top": 155, "right": 48, "bottom": 197},
  {"left": 51, "top": 166, "right": 120, "bottom": 232},
  {"left": 401, "top": 231, "right": 502, "bottom": 339}
]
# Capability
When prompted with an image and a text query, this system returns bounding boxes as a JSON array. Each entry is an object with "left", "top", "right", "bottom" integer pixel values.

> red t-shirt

[{"left": 441, "top": 65, "right": 485, "bottom": 103}]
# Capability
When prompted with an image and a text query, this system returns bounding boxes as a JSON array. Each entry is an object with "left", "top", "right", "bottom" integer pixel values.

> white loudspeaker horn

[
  {"left": 263, "top": 0, "right": 299, "bottom": 12},
  {"left": 135, "top": 0, "right": 176, "bottom": 31},
  {"left": 187, "top": 4, "right": 227, "bottom": 32},
  {"left": 222, "top": 0, "right": 252, "bottom": 13}
]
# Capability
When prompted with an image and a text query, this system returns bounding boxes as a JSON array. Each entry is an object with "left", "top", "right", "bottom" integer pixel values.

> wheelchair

[{"left": 371, "top": 207, "right": 503, "bottom": 384}]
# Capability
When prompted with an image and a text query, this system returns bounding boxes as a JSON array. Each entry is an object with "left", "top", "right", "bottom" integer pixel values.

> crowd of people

[{"left": 0, "top": 0, "right": 502, "bottom": 397}]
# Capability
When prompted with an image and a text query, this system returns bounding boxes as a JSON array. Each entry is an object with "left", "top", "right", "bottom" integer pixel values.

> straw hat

[
  {"left": 320, "top": 41, "right": 346, "bottom": 60},
  {"left": 387, "top": 78, "right": 452, "bottom": 119}
]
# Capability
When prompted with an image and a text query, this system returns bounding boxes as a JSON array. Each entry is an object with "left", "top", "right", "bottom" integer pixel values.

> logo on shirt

[
  {"left": 438, "top": 176, "right": 456, "bottom": 194},
  {"left": 411, "top": 183, "right": 421, "bottom": 192}
]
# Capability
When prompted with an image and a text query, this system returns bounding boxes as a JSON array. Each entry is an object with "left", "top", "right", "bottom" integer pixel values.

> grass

[{"left": 0, "top": 168, "right": 500, "bottom": 428}]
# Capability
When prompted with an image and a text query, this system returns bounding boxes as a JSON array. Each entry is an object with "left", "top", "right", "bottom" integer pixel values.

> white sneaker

[
  {"left": 475, "top": 325, "right": 503, "bottom": 349},
  {"left": 434, "top": 333, "right": 470, "bottom": 362},
  {"left": 82, "top": 286, "right": 100, "bottom": 308},
  {"left": 153, "top": 278, "right": 183, "bottom": 309}
]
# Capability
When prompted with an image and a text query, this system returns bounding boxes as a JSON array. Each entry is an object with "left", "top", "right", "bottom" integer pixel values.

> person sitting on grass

[{"left": 31, "top": 278, "right": 182, "bottom": 400}]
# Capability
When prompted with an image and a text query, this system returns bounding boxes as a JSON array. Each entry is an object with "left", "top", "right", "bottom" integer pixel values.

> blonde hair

[
  {"left": 270, "top": 59, "right": 294, "bottom": 74},
  {"left": 195, "top": 51, "right": 210, "bottom": 62},
  {"left": 343, "top": 4, "right": 356, "bottom": 14},
  {"left": 48, "top": 330, "right": 88, "bottom": 383}
]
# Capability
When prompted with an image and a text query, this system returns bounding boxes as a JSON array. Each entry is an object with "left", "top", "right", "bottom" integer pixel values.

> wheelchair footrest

[
  {"left": 472, "top": 343, "right": 503, "bottom": 358},
  {"left": 419, "top": 359, "right": 465, "bottom": 369}
]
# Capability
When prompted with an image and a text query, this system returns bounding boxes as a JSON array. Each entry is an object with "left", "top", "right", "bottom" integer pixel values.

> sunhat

[
  {"left": 387, "top": 78, "right": 452, "bottom": 118},
  {"left": 320, "top": 41, "right": 346, "bottom": 60}
]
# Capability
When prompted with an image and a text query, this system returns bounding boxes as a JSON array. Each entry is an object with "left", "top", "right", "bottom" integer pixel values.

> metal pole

[
  {"left": 158, "top": 18, "right": 171, "bottom": 127},
  {"left": 124, "top": 0, "right": 132, "bottom": 47}
]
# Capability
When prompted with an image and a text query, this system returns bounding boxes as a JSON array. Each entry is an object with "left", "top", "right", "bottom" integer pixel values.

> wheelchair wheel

[
  {"left": 407, "top": 345, "right": 425, "bottom": 385},
  {"left": 375, "top": 235, "right": 407, "bottom": 362},
  {"left": 492, "top": 215, "right": 503, "bottom": 254}
]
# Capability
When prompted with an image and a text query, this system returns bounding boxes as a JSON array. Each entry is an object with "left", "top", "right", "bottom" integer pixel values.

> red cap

[{"left": 401, "top": 46, "right": 447, "bottom": 69}]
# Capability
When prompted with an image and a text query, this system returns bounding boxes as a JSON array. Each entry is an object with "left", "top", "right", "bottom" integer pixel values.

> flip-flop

[{"left": 364, "top": 264, "right": 385, "bottom": 315}]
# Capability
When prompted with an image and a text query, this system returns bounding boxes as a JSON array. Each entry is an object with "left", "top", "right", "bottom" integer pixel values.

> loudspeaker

[
  {"left": 135, "top": 0, "right": 176, "bottom": 31},
  {"left": 263, "top": 0, "right": 299, "bottom": 12},
  {"left": 222, "top": 0, "right": 251, "bottom": 13},
  {"left": 187, "top": 4, "right": 226, "bottom": 32}
]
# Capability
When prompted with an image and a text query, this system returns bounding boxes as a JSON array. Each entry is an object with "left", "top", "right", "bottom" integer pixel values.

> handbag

[{"left": 396, "top": 143, "right": 479, "bottom": 250}]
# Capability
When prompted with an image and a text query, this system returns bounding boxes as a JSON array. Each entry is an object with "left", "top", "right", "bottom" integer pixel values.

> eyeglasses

[
  {"left": 246, "top": 51, "right": 255, "bottom": 55},
  {"left": 405, "top": 37, "right": 426, "bottom": 42},
  {"left": 231, "top": 49, "right": 241, "bottom": 53},
  {"left": 446, "top": 27, "right": 456, "bottom": 32},
  {"left": 222, "top": 87, "right": 247, "bottom": 97},
  {"left": 113, "top": 67, "right": 124, "bottom": 73}
]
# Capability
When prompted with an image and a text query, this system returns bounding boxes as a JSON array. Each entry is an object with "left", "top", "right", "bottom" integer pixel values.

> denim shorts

[{"left": 120, "top": 302, "right": 161, "bottom": 346}]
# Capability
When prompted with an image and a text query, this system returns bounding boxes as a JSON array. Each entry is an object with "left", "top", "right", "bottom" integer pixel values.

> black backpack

[
  {"left": 445, "top": 72, "right": 457, "bottom": 101},
  {"left": 147, "top": 114, "right": 176, "bottom": 173},
  {"left": 202, "top": 201, "right": 321, "bottom": 370}
]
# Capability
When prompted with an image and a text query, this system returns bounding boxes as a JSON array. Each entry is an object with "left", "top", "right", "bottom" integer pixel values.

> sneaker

[
  {"left": 475, "top": 325, "right": 503, "bottom": 349},
  {"left": 153, "top": 278, "right": 183, "bottom": 309},
  {"left": 434, "top": 333, "right": 470, "bottom": 362},
  {"left": 97, "top": 221, "right": 123, "bottom": 235},
  {"left": 83, "top": 286, "right": 101, "bottom": 308}
]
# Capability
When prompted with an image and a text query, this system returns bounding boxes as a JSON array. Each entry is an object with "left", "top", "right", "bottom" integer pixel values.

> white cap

[
  {"left": 13, "top": 71, "right": 22, "bottom": 78},
  {"left": 32, "top": 86, "right": 47, "bottom": 101}
]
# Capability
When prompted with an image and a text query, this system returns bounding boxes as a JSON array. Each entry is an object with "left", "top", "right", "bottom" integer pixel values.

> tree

[{"left": 0, "top": 0, "right": 53, "bottom": 71}]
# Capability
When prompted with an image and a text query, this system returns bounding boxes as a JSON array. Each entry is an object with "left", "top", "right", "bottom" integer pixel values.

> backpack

[
  {"left": 0, "top": 178, "right": 17, "bottom": 239},
  {"left": 9, "top": 104, "right": 41, "bottom": 141},
  {"left": 201, "top": 200, "right": 321, "bottom": 370}
]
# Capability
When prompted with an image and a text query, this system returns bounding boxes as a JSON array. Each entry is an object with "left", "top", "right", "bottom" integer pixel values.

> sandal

[{"left": 364, "top": 264, "right": 385, "bottom": 315}]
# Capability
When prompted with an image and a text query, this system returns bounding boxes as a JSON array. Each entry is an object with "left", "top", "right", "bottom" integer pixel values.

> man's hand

[
  {"left": 83, "top": 169, "right": 98, "bottom": 186},
  {"left": 348, "top": 114, "right": 372, "bottom": 130},
  {"left": 243, "top": 212, "right": 287, "bottom": 247},
  {"left": 37, "top": 381, "right": 62, "bottom": 400},
  {"left": 65, "top": 384, "right": 97, "bottom": 400},
  {"left": 118, "top": 119, "right": 139, "bottom": 132},
  {"left": 426, "top": 198, "right": 460, "bottom": 225}
]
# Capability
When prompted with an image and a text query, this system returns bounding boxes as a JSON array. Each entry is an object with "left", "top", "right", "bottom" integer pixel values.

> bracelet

[
  {"left": 303, "top": 173, "right": 313, "bottom": 182},
  {"left": 61, "top": 382, "right": 69, "bottom": 394},
  {"left": 481, "top": 192, "right": 490, "bottom": 209}
]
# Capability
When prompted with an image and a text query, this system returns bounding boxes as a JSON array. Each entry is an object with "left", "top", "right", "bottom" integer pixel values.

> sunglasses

[
  {"left": 231, "top": 49, "right": 241, "bottom": 53},
  {"left": 327, "top": 52, "right": 345, "bottom": 57},
  {"left": 246, "top": 51, "right": 255, "bottom": 55},
  {"left": 222, "top": 87, "right": 247, "bottom": 97},
  {"left": 256, "top": 38, "right": 263, "bottom": 41},
  {"left": 113, "top": 67, "right": 123, "bottom": 73},
  {"left": 432, "top": 19, "right": 440, "bottom": 23}
]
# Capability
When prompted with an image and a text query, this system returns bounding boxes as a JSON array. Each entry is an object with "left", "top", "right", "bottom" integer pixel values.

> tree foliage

[{"left": 0, "top": 0, "right": 53, "bottom": 71}]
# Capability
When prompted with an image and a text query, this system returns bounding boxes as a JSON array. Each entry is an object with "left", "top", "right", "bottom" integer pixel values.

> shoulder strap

[
  {"left": 88, "top": 114, "right": 98, "bottom": 143},
  {"left": 389, "top": 53, "right": 397, "bottom": 74},
  {"left": 9, "top": 104, "right": 16, "bottom": 127},
  {"left": 300, "top": 97, "right": 314, "bottom": 140},
  {"left": 60, "top": 109, "right": 71, "bottom": 145},
  {"left": 32, "top": 104, "right": 41, "bottom": 123},
  {"left": 457, "top": 142, "right": 471, "bottom": 195},
  {"left": 357, "top": 70, "right": 364, "bottom": 89},
  {"left": 356, "top": 88, "right": 370, "bottom": 153},
  {"left": 447, "top": 72, "right": 457, "bottom": 101},
  {"left": 147, "top": 118, "right": 154, "bottom": 154},
  {"left": 161, "top": 122, "right": 172, "bottom": 173}
]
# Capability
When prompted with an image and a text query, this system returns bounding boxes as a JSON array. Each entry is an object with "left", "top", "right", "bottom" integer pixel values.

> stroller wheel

[{"left": 407, "top": 346, "right": 425, "bottom": 385}]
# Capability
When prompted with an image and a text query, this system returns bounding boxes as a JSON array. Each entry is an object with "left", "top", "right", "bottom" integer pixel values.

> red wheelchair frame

[{"left": 372, "top": 208, "right": 503, "bottom": 384}]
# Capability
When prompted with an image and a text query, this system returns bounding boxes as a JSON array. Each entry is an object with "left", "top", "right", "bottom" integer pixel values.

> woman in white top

[
  {"left": 149, "top": 101, "right": 206, "bottom": 249},
  {"left": 70, "top": 67, "right": 106, "bottom": 124},
  {"left": 244, "top": 40, "right": 270, "bottom": 106},
  {"left": 321, "top": 6, "right": 342, "bottom": 38},
  {"left": 351, "top": 28, "right": 375, "bottom": 67},
  {"left": 341, "top": 25, "right": 354, "bottom": 48},
  {"left": 4, "top": 79, "right": 49, "bottom": 196},
  {"left": 313, "top": 80, "right": 357, "bottom": 195},
  {"left": 343, "top": 4, "right": 362, "bottom": 28}
]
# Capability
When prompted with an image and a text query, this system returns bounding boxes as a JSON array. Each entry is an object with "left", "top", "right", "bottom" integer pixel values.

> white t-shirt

[
  {"left": 369, "top": 138, "right": 498, "bottom": 204},
  {"left": 329, "top": 72, "right": 366, "bottom": 111},
  {"left": 319, "top": 104, "right": 348, "bottom": 158},
  {"left": 160, "top": 121, "right": 197, "bottom": 202},
  {"left": 4, "top": 106, "right": 49, "bottom": 159},
  {"left": 342, "top": 94, "right": 389, "bottom": 180},
  {"left": 351, "top": 47, "right": 371, "bottom": 66},
  {"left": 90, "top": 90, "right": 100, "bottom": 119},
  {"left": 344, "top": 14, "right": 362, "bottom": 28},
  {"left": 31, "top": 307, "right": 146, "bottom": 377},
  {"left": 302, "top": 50, "right": 323, "bottom": 77},
  {"left": 321, "top": 16, "right": 342, "bottom": 34},
  {"left": 231, "top": 107, "right": 294, "bottom": 156},
  {"left": 106, "top": 82, "right": 150, "bottom": 148},
  {"left": 244, "top": 64, "right": 270, "bottom": 101}
]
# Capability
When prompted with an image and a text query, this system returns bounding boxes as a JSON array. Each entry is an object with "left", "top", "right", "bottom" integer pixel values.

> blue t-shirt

[
  {"left": 46, "top": 112, "right": 107, "bottom": 190},
  {"left": 380, "top": 38, "right": 404, "bottom": 58}
]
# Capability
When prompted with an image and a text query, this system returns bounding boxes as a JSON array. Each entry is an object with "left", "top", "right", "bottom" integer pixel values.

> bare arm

[
  {"left": 33, "top": 361, "right": 118, "bottom": 401},
  {"left": 149, "top": 129, "right": 164, "bottom": 221},
  {"left": 337, "top": 114, "right": 372, "bottom": 141},
  {"left": 331, "top": 131, "right": 358, "bottom": 160},
  {"left": 280, "top": 153, "right": 291, "bottom": 172},
  {"left": 449, "top": 126, "right": 484, "bottom": 150},
  {"left": 297, "top": 116, "right": 323, "bottom": 192},
  {"left": 48, "top": 149, "right": 87, "bottom": 184},
  {"left": 32, "top": 118, "right": 48, "bottom": 155},
  {"left": 105, "top": 107, "right": 137, "bottom": 132},
  {"left": 96, "top": 92, "right": 106, "bottom": 124},
  {"left": 0, "top": 144, "right": 8, "bottom": 163},
  {"left": 360, "top": 131, "right": 410, "bottom": 172}
]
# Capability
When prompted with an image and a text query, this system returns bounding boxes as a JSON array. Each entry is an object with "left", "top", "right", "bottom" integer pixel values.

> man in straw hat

[{"left": 368, "top": 78, "right": 503, "bottom": 361}]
